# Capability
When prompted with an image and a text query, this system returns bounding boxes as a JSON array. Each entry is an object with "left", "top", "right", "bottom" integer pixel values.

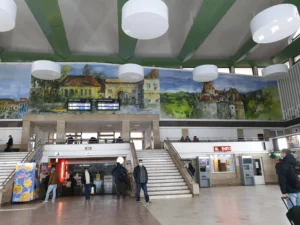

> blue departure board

[
  {"left": 97, "top": 99, "right": 120, "bottom": 111},
  {"left": 67, "top": 100, "right": 92, "bottom": 111}
]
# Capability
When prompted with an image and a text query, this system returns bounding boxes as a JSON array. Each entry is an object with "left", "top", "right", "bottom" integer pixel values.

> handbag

[
  {"left": 91, "top": 186, "right": 95, "bottom": 195},
  {"left": 66, "top": 181, "right": 71, "bottom": 188}
]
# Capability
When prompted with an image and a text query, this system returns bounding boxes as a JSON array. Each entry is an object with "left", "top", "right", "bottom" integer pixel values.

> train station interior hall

[{"left": 1, "top": 0, "right": 300, "bottom": 224}]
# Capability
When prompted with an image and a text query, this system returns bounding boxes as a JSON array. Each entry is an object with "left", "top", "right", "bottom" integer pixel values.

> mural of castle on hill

[
  {"left": 0, "top": 63, "right": 282, "bottom": 120},
  {"left": 0, "top": 64, "right": 31, "bottom": 119},
  {"left": 160, "top": 69, "right": 282, "bottom": 120},
  {"left": 29, "top": 64, "right": 160, "bottom": 115}
]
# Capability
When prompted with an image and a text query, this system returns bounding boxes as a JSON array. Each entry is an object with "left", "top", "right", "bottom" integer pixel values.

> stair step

[
  {"left": 148, "top": 186, "right": 189, "bottom": 191},
  {"left": 145, "top": 165, "right": 177, "bottom": 169},
  {"left": 142, "top": 160, "right": 173, "bottom": 163},
  {"left": 150, "top": 194, "right": 193, "bottom": 199},
  {"left": 149, "top": 175, "right": 182, "bottom": 180},
  {"left": 147, "top": 171, "right": 180, "bottom": 175},
  {"left": 148, "top": 190, "right": 191, "bottom": 196},
  {"left": 148, "top": 178, "right": 184, "bottom": 183},
  {"left": 148, "top": 182, "right": 187, "bottom": 187}
]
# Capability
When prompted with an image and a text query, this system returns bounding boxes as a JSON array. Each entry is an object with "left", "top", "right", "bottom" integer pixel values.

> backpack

[
  {"left": 287, "top": 165, "right": 300, "bottom": 188},
  {"left": 119, "top": 169, "right": 128, "bottom": 183}
]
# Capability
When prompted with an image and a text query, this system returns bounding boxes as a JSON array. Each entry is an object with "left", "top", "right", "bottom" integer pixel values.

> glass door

[{"left": 253, "top": 158, "right": 265, "bottom": 185}]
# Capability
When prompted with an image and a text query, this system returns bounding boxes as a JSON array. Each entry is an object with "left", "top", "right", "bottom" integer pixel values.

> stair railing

[
  {"left": 165, "top": 138, "right": 199, "bottom": 196},
  {"left": 1, "top": 139, "right": 44, "bottom": 189},
  {"left": 129, "top": 141, "right": 138, "bottom": 197}
]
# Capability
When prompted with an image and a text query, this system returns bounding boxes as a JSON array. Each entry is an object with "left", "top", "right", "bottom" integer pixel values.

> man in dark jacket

[
  {"left": 133, "top": 159, "right": 150, "bottom": 204},
  {"left": 4, "top": 135, "right": 13, "bottom": 152},
  {"left": 112, "top": 163, "right": 128, "bottom": 199},
  {"left": 276, "top": 149, "right": 300, "bottom": 208},
  {"left": 81, "top": 168, "right": 94, "bottom": 200}
]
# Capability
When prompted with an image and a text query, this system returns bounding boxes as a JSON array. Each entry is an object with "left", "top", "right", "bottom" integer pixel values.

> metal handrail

[
  {"left": 1, "top": 139, "right": 43, "bottom": 189},
  {"left": 165, "top": 138, "right": 195, "bottom": 180},
  {"left": 129, "top": 141, "right": 138, "bottom": 197},
  {"left": 168, "top": 136, "right": 263, "bottom": 142}
]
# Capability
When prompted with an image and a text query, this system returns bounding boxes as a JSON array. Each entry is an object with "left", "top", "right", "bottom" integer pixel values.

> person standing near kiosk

[{"left": 81, "top": 168, "right": 94, "bottom": 200}]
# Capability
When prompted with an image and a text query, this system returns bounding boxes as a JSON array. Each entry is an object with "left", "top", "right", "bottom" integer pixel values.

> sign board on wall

[{"left": 214, "top": 146, "right": 231, "bottom": 152}]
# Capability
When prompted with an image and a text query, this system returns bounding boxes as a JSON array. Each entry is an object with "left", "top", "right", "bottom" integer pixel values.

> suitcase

[{"left": 282, "top": 197, "right": 300, "bottom": 225}]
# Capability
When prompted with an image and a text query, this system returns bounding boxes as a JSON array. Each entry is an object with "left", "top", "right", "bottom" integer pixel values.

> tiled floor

[{"left": 0, "top": 186, "right": 291, "bottom": 225}]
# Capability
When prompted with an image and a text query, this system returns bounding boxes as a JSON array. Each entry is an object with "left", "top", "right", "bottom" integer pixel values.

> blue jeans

[
  {"left": 84, "top": 184, "right": 91, "bottom": 200},
  {"left": 45, "top": 184, "right": 57, "bottom": 201},
  {"left": 288, "top": 193, "right": 300, "bottom": 209},
  {"left": 136, "top": 183, "right": 150, "bottom": 202}
]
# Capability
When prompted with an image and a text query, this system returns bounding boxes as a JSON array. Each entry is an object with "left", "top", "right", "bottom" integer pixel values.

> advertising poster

[{"left": 12, "top": 163, "right": 37, "bottom": 203}]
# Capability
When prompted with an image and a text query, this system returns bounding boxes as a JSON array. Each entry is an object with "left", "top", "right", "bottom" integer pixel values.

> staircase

[
  {"left": 136, "top": 149, "right": 192, "bottom": 199},
  {"left": 0, "top": 152, "right": 28, "bottom": 190}
]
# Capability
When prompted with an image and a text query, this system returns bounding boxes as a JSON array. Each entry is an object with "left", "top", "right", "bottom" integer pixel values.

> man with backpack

[
  {"left": 112, "top": 162, "right": 128, "bottom": 199},
  {"left": 276, "top": 149, "right": 300, "bottom": 208}
]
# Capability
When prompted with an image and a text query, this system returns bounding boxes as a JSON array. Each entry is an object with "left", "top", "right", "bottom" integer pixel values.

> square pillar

[
  {"left": 263, "top": 129, "right": 270, "bottom": 141},
  {"left": 20, "top": 120, "right": 32, "bottom": 152},
  {"left": 237, "top": 128, "right": 244, "bottom": 139},
  {"left": 182, "top": 128, "right": 188, "bottom": 137},
  {"left": 122, "top": 120, "right": 130, "bottom": 142},
  {"left": 56, "top": 120, "right": 66, "bottom": 143},
  {"left": 152, "top": 120, "right": 160, "bottom": 149}
]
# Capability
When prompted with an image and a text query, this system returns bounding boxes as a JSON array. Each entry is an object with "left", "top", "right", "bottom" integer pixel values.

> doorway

[
  {"left": 130, "top": 132, "right": 143, "bottom": 150},
  {"left": 253, "top": 158, "right": 265, "bottom": 185}
]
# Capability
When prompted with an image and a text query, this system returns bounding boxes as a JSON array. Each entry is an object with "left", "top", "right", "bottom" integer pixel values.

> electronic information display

[
  {"left": 97, "top": 99, "right": 120, "bottom": 111},
  {"left": 67, "top": 99, "right": 92, "bottom": 111}
]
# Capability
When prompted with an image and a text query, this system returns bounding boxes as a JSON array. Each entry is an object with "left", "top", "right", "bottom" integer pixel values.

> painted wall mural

[{"left": 0, "top": 63, "right": 282, "bottom": 120}]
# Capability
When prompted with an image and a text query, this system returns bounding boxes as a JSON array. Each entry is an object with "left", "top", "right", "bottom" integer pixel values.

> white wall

[
  {"left": 172, "top": 142, "right": 267, "bottom": 159},
  {"left": 0, "top": 128, "right": 22, "bottom": 145},
  {"left": 144, "top": 126, "right": 152, "bottom": 149},
  {"left": 42, "top": 143, "right": 131, "bottom": 162},
  {"left": 243, "top": 128, "right": 264, "bottom": 138},
  {"left": 188, "top": 128, "right": 237, "bottom": 139},
  {"left": 160, "top": 128, "right": 182, "bottom": 141}
]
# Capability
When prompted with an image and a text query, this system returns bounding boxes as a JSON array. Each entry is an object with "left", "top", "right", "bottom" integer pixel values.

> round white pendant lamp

[
  {"left": 193, "top": 65, "right": 218, "bottom": 82},
  {"left": 117, "top": 157, "right": 124, "bottom": 164},
  {"left": 118, "top": 64, "right": 144, "bottom": 82},
  {"left": 262, "top": 64, "right": 289, "bottom": 81},
  {"left": 31, "top": 60, "right": 61, "bottom": 80},
  {"left": 122, "top": 0, "right": 169, "bottom": 40},
  {"left": 251, "top": 4, "right": 300, "bottom": 44},
  {"left": 0, "top": 0, "right": 17, "bottom": 32}
]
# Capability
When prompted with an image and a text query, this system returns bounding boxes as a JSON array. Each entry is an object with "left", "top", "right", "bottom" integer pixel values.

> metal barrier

[
  {"left": 1, "top": 139, "right": 43, "bottom": 189},
  {"left": 129, "top": 141, "right": 138, "bottom": 197},
  {"left": 165, "top": 138, "right": 199, "bottom": 196},
  {"left": 168, "top": 136, "right": 263, "bottom": 142}
]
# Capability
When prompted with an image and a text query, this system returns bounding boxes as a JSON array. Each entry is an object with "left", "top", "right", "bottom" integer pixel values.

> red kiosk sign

[{"left": 214, "top": 146, "right": 231, "bottom": 152}]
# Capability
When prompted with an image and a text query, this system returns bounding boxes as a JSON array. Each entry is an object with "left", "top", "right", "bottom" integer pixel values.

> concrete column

[
  {"left": 289, "top": 57, "right": 294, "bottom": 67},
  {"left": 122, "top": 120, "right": 130, "bottom": 142},
  {"left": 20, "top": 120, "right": 32, "bottom": 152},
  {"left": 263, "top": 129, "right": 270, "bottom": 141},
  {"left": 56, "top": 120, "right": 66, "bottom": 143},
  {"left": 253, "top": 66, "right": 258, "bottom": 76},
  {"left": 230, "top": 66, "right": 235, "bottom": 74},
  {"left": 237, "top": 128, "right": 244, "bottom": 139},
  {"left": 182, "top": 128, "right": 188, "bottom": 137},
  {"left": 152, "top": 120, "right": 160, "bottom": 149}
]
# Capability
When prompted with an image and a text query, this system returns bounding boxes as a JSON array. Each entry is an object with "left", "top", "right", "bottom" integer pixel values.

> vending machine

[
  {"left": 239, "top": 156, "right": 255, "bottom": 186},
  {"left": 197, "top": 157, "right": 211, "bottom": 188}
]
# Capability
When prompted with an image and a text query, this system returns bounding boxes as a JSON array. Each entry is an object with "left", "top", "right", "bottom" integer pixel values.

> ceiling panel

[
  {"left": 193, "top": 0, "right": 283, "bottom": 59},
  {"left": 135, "top": 0, "right": 203, "bottom": 58},
  {"left": 59, "top": 0, "right": 119, "bottom": 55},
  {"left": 0, "top": 0, "right": 53, "bottom": 53}
]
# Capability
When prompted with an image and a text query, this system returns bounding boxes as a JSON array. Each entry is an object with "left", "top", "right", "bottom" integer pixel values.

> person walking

[
  {"left": 44, "top": 168, "right": 58, "bottom": 202},
  {"left": 4, "top": 135, "right": 13, "bottom": 152},
  {"left": 188, "top": 163, "right": 196, "bottom": 179},
  {"left": 134, "top": 159, "right": 150, "bottom": 204},
  {"left": 42, "top": 172, "right": 50, "bottom": 193},
  {"left": 81, "top": 168, "right": 93, "bottom": 200},
  {"left": 276, "top": 149, "right": 300, "bottom": 208},
  {"left": 67, "top": 174, "right": 77, "bottom": 196},
  {"left": 112, "top": 162, "right": 128, "bottom": 199}
]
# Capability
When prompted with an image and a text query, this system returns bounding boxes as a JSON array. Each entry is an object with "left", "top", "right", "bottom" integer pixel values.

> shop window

[
  {"left": 218, "top": 68, "right": 230, "bottom": 73},
  {"left": 211, "top": 155, "right": 235, "bottom": 173},
  {"left": 234, "top": 68, "right": 253, "bottom": 75},
  {"left": 89, "top": 89, "right": 92, "bottom": 96},
  {"left": 81, "top": 89, "right": 83, "bottom": 95}
]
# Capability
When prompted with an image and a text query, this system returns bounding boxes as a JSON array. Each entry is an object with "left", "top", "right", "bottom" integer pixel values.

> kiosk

[
  {"left": 197, "top": 157, "right": 211, "bottom": 188},
  {"left": 239, "top": 156, "right": 255, "bottom": 186}
]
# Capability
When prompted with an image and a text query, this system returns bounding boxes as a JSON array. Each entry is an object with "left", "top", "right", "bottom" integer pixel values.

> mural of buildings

[{"left": 143, "top": 69, "right": 160, "bottom": 109}]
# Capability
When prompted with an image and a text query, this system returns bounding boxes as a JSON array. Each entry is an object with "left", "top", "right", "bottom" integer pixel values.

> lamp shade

[
  {"left": 117, "top": 157, "right": 124, "bottom": 164},
  {"left": 122, "top": 0, "right": 169, "bottom": 40},
  {"left": 251, "top": 4, "right": 300, "bottom": 44},
  {"left": 193, "top": 65, "right": 218, "bottom": 82},
  {"left": 262, "top": 64, "right": 289, "bottom": 81},
  {"left": 118, "top": 64, "right": 144, "bottom": 82},
  {"left": 31, "top": 60, "right": 61, "bottom": 80},
  {"left": 0, "top": 0, "right": 16, "bottom": 32}
]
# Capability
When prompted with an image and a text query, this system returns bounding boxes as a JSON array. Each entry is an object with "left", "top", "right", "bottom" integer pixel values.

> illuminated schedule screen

[
  {"left": 67, "top": 100, "right": 92, "bottom": 111},
  {"left": 97, "top": 99, "right": 120, "bottom": 111}
]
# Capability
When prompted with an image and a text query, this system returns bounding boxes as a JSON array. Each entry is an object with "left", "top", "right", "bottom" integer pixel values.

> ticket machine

[
  {"left": 197, "top": 157, "right": 211, "bottom": 188},
  {"left": 239, "top": 156, "right": 255, "bottom": 186}
]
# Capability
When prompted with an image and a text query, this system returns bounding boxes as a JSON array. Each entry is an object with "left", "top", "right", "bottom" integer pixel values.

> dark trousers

[
  {"left": 4, "top": 145, "right": 11, "bottom": 152},
  {"left": 136, "top": 183, "right": 150, "bottom": 202},
  {"left": 84, "top": 184, "right": 91, "bottom": 200},
  {"left": 116, "top": 182, "right": 126, "bottom": 198}
]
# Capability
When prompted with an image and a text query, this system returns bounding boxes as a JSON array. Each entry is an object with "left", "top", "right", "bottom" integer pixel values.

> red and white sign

[{"left": 214, "top": 146, "right": 231, "bottom": 152}]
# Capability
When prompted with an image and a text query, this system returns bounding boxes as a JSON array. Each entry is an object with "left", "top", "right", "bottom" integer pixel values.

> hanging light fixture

[
  {"left": 262, "top": 64, "right": 289, "bottom": 81},
  {"left": 122, "top": 0, "right": 169, "bottom": 40},
  {"left": 193, "top": 65, "right": 218, "bottom": 82},
  {"left": 0, "top": 0, "right": 17, "bottom": 32},
  {"left": 118, "top": 64, "right": 144, "bottom": 83},
  {"left": 251, "top": 4, "right": 300, "bottom": 44},
  {"left": 31, "top": 60, "right": 61, "bottom": 80}
]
